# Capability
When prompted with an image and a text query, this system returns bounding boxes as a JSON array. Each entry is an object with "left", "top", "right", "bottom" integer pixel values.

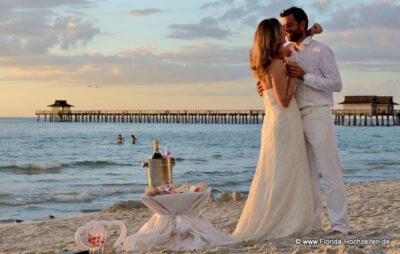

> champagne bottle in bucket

[
  {"left": 152, "top": 139, "right": 163, "bottom": 159},
  {"left": 142, "top": 140, "right": 176, "bottom": 188}
]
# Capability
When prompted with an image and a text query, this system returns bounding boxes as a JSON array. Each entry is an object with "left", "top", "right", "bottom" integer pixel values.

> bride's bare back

[{"left": 260, "top": 58, "right": 296, "bottom": 108}]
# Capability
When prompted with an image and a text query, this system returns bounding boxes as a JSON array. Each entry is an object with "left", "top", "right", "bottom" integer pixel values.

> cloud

[
  {"left": 118, "top": 44, "right": 155, "bottom": 56},
  {"left": 241, "top": 15, "right": 258, "bottom": 28},
  {"left": 0, "top": 16, "right": 100, "bottom": 55},
  {"left": 0, "top": 0, "right": 93, "bottom": 14},
  {"left": 160, "top": 43, "right": 249, "bottom": 65},
  {"left": 171, "top": 0, "right": 294, "bottom": 40},
  {"left": 0, "top": 0, "right": 100, "bottom": 55},
  {"left": 199, "top": 2, "right": 224, "bottom": 10},
  {"left": 316, "top": 27, "right": 400, "bottom": 71},
  {"left": 0, "top": 43, "right": 250, "bottom": 86},
  {"left": 313, "top": 0, "right": 333, "bottom": 12},
  {"left": 126, "top": 8, "right": 163, "bottom": 17},
  {"left": 199, "top": 0, "right": 234, "bottom": 10},
  {"left": 341, "top": 79, "right": 400, "bottom": 101},
  {"left": 218, "top": 7, "right": 247, "bottom": 22},
  {"left": 325, "top": 1, "right": 400, "bottom": 30},
  {"left": 0, "top": 0, "right": 94, "bottom": 22},
  {"left": 52, "top": 17, "right": 100, "bottom": 50},
  {"left": 0, "top": 0, "right": 93, "bottom": 9},
  {"left": 214, "top": 0, "right": 296, "bottom": 28},
  {"left": 168, "top": 17, "right": 232, "bottom": 40}
]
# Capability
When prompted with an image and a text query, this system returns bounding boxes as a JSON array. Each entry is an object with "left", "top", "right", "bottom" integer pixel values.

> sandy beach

[{"left": 1, "top": 179, "right": 399, "bottom": 254}]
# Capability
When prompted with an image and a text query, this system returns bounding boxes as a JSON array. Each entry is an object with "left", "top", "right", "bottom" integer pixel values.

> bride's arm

[{"left": 268, "top": 60, "right": 296, "bottom": 108}]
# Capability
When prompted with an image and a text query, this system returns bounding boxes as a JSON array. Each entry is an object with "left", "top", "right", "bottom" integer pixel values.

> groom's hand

[
  {"left": 286, "top": 62, "right": 305, "bottom": 80},
  {"left": 256, "top": 81, "right": 264, "bottom": 97}
]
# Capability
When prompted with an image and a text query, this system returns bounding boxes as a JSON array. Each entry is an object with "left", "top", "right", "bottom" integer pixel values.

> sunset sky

[{"left": 1, "top": 0, "right": 399, "bottom": 117}]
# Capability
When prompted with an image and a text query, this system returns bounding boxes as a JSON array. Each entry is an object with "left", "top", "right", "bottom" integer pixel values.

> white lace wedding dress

[{"left": 233, "top": 89, "right": 315, "bottom": 240}]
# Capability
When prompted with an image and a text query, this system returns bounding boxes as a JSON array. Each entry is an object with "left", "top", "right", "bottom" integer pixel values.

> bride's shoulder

[
  {"left": 270, "top": 58, "right": 284, "bottom": 66},
  {"left": 264, "top": 59, "right": 285, "bottom": 81},
  {"left": 268, "top": 59, "right": 285, "bottom": 73}
]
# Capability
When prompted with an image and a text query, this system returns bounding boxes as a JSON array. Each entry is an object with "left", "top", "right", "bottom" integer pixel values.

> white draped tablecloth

[{"left": 117, "top": 188, "right": 236, "bottom": 252}]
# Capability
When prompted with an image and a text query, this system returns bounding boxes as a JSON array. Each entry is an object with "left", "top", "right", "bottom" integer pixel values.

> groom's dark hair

[{"left": 280, "top": 7, "right": 308, "bottom": 31}]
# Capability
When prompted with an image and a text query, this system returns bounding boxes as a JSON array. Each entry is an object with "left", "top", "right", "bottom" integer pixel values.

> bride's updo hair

[{"left": 250, "top": 18, "right": 283, "bottom": 80}]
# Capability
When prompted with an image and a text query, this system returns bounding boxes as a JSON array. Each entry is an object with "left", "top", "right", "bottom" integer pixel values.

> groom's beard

[{"left": 286, "top": 32, "right": 302, "bottom": 42}]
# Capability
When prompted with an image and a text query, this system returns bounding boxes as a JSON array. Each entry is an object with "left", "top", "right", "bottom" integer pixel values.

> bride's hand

[{"left": 308, "top": 23, "right": 323, "bottom": 36}]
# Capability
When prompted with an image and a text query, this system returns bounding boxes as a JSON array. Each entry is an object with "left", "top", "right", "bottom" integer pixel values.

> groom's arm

[
  {"left": 302, "top": 46, "right": 342, "bottom": 92},
  {"left": 256, "top": 81, "right": 264, "bottom": 97}
]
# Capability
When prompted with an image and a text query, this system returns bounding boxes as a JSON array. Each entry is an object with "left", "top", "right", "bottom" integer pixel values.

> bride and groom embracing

[{"left": 233, "top": 6, "right": 351, "bottom": 240}]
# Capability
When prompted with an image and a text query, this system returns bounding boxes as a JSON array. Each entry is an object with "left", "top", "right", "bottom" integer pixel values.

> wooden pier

[
  {"left": 35, "top": 110, "right": 265, "bottom": 124},
  {"left": 36, "top": 109, "right": 400, "bottom": 126},
  {"left": 333, "top": 110, "right": 400, "bottom": 126}
]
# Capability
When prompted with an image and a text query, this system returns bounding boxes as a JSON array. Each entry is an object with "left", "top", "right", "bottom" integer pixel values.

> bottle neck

[{"left": 154, "top": 139, "right": 160, "bottom": 153}]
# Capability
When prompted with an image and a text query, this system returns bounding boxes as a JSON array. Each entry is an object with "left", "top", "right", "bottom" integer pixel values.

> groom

[{"left": 257, "top": 7, "right": 350, "bottom": 235}]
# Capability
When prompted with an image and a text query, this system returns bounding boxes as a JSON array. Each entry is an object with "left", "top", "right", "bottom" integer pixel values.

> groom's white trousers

[{"left": 300, "top": 106, "right": 350, "bottom": 233}]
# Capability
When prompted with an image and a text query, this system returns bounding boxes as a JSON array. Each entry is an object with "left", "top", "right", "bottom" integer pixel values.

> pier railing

[
  {"left": 35, "top": 110, "right": 265, "bottom": 124},
  {"left": 35, "top": 110, "right": 263, "bottom": 115}
]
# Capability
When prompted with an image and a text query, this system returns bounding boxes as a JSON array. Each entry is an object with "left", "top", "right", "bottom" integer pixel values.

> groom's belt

[{"left": 300, "top": 105, "right": 330, "bottom": 117}]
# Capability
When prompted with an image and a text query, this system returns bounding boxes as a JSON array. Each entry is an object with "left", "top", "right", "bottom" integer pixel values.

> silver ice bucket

[{"left": 141, "top": 157, "right": 176, "bottom": 187}]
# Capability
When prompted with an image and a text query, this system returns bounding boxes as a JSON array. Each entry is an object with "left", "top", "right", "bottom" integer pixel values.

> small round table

[{"left": 118, "top": 188, "right": 235, "bottom": 252}]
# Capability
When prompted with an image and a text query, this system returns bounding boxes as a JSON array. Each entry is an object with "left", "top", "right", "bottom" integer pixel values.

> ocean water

[{"left": 0, "top": 118, "right": 399, "bottom": 223}]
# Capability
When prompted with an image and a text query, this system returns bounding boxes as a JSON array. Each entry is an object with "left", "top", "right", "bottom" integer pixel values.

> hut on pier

[
  {"left": 338, "top": 96, "right": 398, "bottom": 114},
  {"left": 333, "top": 95, "right": 400, "bottom": 126},
  {"left": 48, "top": 100, "right": 74, "bottom": 114}
]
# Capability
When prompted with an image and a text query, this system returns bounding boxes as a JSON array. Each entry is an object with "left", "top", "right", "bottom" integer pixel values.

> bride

[{"left": 232, "top": 18, "right": 317, "bottom": 240}]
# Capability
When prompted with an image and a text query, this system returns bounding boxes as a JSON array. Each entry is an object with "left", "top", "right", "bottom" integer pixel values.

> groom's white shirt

[{"left": 289, "top": 36, "right": 342, "bottom": 109}]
